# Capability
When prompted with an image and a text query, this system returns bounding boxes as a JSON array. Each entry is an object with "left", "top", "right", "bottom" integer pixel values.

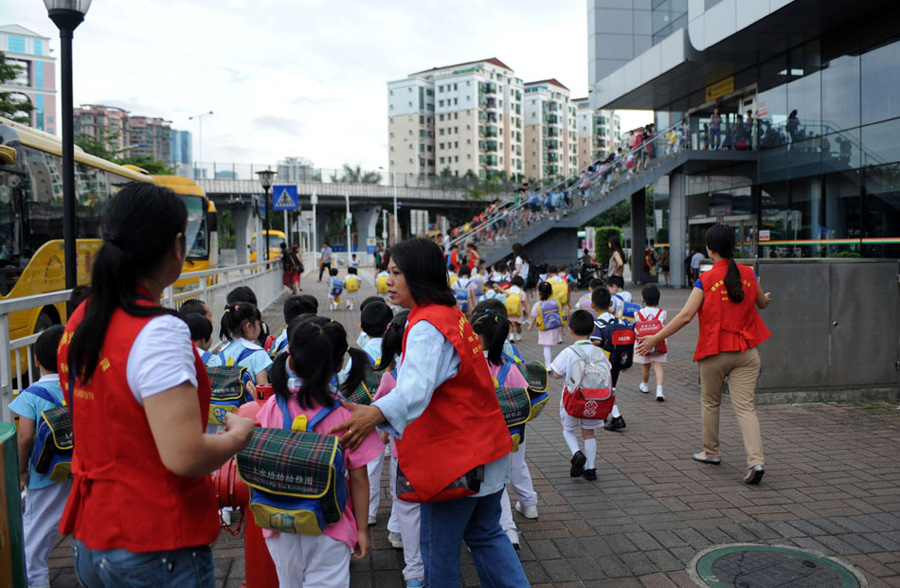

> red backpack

[{"left": 634, "top": 309, "right": 667, "bottom": 354}]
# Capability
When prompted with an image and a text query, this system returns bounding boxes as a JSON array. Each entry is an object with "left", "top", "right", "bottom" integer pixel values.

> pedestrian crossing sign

[{"left": 272, "top": 185, "right": 298, "bottom": 210}]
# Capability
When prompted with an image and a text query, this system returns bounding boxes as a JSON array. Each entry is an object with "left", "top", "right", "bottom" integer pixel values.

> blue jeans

[
  {"left": 73, "top": 539, "right": 215, "bottom": 587},
  {"left": 420, "top": 490, "right": 529, "bottom": 587}
]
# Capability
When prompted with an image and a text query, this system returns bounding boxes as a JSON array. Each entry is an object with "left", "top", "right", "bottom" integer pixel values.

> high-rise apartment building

[
  {"left": 573, "top": 99, "right": 620, "bottom": 169},
  {"left": 73, "top": 105, "right": 172, "bottom": 161},
  {"left": 523, "top": 79, "right": 577, "bottom": 183},
  {"left": 170, "top": 130, "right": 192, "bottom": 165},
  {"left": 0, "top": 25, "right": 56, "bottom": 133},
  {"left": 388, "top": 58, "right": 525, "bottom": 181},
  {"left": 277, "top": 157, "right": 314, "bottom": 182}
]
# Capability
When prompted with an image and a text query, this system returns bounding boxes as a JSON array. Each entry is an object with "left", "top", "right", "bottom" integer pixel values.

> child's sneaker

[
  {"left": 515, "top": 501, "right": 538, "bottom": 519},
  {"left": 656, "top": 388, "right": 665, "bottom": 402},
  {"left": 406, "top": 578, "right": 425, "bottom": 588},
  {"left": 570, "top": 450, "right": 586, "bottom": 477},
  {"left": 583, "top": 468, "right": 597, "bottom": 481},
  {"left": 639, "top": 382, "right": 650, "bottom": 394},
  {"left": 388, "top": 531, "right": 403, "bottom": 549}
]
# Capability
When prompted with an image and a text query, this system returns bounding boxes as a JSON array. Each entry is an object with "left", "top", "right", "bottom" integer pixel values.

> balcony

[
  {"left": 485, "top": 98, "right": 498, "bottom": 109},
  {"left": 485, "top": 155, "right": 499, "bottom": 166},
  {"left": 548, "top": 114, "right": 560, "bottom": 125},
  {"left": 547, "top": 127, "right": 560, "bottom": 138},
  {"left": 485, "top": 140, "right": 499, "bottom": 153},
  {"left": 548, "top": 153, "right": 559, "bottom": 162},
  {"left": 546, "top": 140, "right": 560, "bottom": 150},
  {"left": 483, "top": 83, "right": 497, "bottom": 95},
  {"left": 484, "top": 126, "right": 498, "bottom": 138}
]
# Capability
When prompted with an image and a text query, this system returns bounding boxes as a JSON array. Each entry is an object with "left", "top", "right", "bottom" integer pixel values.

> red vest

[
  {"left": 694, "top": 260, "right": 771, "bottom": 361},
  {"left": 58, "top": 300, "right": 219, "bottom": 551},
  {"left": 396, "top": 304, "right": 511, "bottom": 502}
]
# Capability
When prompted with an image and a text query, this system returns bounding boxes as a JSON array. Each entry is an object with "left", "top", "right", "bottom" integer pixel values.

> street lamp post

[
  {"left": 256, "top": 169, "right": 276, "bottom": 262},
  {"left": 44, "top": 0, "right": 92, "bottom": 302},
  {"left": 379, "top": 166, "right": 399, "bottom": 244},
  {"left": 188, "top": 110, "right": 213, "bottom": 179}
]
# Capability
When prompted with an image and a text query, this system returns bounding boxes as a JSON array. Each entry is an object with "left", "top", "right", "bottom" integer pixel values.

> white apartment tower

[
  {"left": 523, "top": 79, "right": 577, "bottom": 183},
  {"left": 573, "top": 99, "right": 621, "bottom": 169},
  {"left": 388, "top": 58, "right": 524, "bottom": 181}
]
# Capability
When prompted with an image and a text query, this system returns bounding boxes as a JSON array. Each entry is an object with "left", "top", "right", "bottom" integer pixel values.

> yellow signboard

[{"left": 705, "top": 77, "right": 734, "bottom": 101}]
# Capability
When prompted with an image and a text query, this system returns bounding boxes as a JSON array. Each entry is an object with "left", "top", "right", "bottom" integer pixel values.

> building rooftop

[
  {"left": 525, "top": 78, "right": 570, "bottom": 91},
  {"left": 0, "top": 24, "right": 50, "bottom": 39},
  {"left": 411, "top": 57, "right": 513, "bottom": 76}
]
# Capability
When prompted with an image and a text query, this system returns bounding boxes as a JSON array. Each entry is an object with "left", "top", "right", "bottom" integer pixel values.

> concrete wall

[{"left": 523, "top": 228, "right": 581, "bottom": 268}]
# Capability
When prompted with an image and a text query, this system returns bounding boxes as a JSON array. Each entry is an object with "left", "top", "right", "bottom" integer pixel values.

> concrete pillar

[
  {"left": 630, "top": 187, "right": 647, "bottom": 285},
  {"left": 354, "top": 206, "right": 381, "bottom": 266},
  {"left": 669, "top": 169, "right": 687, "bottom": 288},
  {"left": 233, "top": 206, "right": 251, "bottom": 265},
  {"left": 315, "top": 212, "right": 329, "bottom": 252}
]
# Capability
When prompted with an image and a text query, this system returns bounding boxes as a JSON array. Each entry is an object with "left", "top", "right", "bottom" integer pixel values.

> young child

[
  {"left": 179, "top": 298, "right": 213, "bottom": 323},
  {"left": 529, "top": 281, "right": 563, "bottom": 365},
  {"left": 547, "top": 265, "right": 570, "bottom": 322},
  {"left": 478, "top": 280, "right": 507, "bottom": 304},
  {"left": 359, "top": 301, "right": 393, "bottom": 367},
  {"left": 549, "top": 310, "right": 612, "bottom": 481},
  {"left": 453, "top": 265, "right": 478, "bottom": 314},
  {"left": 505, "top": 276, "right": 527, "bottom": 342},
  {"left": 9, "top": 325, "right": 71, "bottom": 588},
  {"left": 349, "top": 253, "right": 360, "bottom": 268},
  {"left": 218, "top": 302, "right": 273, "bottom": 385},
  {"left": 372, "top": 311, "right": 425, "bottom": 588},
  {"left": 606, "top": 275, "right": 633, "bottom": 318},
  {"left": 344, "top": 267, "right": 361, "bottom": 311},
  {"left": 329, "top": 267, "right": 345, "bottom": 311},
  {"left": 575, "top": 278, "right": 604, "bottom": 317},
  {"left": 184, "top": 313, "right": 221, "bottom": 367},
  {"left": 634, "top": 285, "right": 667, "bottom": 402},
  {"left": 471, "top": 308, "right": 539, "bottom": 550},
  {"left": 227, "top": 286, "right": 270, "bottom": 348},
  {"left": 257, "top": 320, "right": 382, "bottom": 587},
  {"left": 375, "top": 264, "right": 391, "bottom": 303},
  {"left": 589, "top": 287, "right": 627, "bottom": 431},
  {"left": 270, "top": 294, "right": 318, "bottom": 358}
]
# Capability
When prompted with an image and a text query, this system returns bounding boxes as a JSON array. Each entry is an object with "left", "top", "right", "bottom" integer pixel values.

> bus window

[{"left": 184, "top": 196, "right": 208, "bottom": 259}]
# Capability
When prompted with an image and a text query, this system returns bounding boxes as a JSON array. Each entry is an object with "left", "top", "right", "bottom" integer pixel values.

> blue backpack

[
  {"left": 454, "top": 280, "right": 472, "bottom": 313},
  {"left": 238, "top": 397, "right": 349, "bottom": 535},
  {"left": 206, "top": 347, "right": 257, "bottom": 426},
  {"left": 27, "top": 385, "right": 73, "bottom": 482}
]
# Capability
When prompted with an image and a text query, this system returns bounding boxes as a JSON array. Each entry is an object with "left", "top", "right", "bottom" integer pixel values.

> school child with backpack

[
  {"left": 547, "top": 265, "right": 570, "bottom": 322},
  {"left": 505, "top": 276, "right": 527, "bottom": 342},
  {"left": 255, "top": 320, "right": 383, "bottom": 587},
  {"left": 589, "top": 287, "right": 629, "bottom": 432},
  {"left": 184, "top": 314, "right": 222, "bottom": 367},
  {"left": 575, "top": 278, "right": 605, "bottom": 317},
  {"left": 634, "top": 285, "right": 667, "bottom": 402},
  {"left": 329, "top": 268, "right": 345, "bottom": 311},
  {"left": 471, "top": 308, "right": 540, "bottom": 550},
  {"left": 549, "top": 310, "right": 613, "bottom": 481},
  {"left": 607, "top": 275, "right": 639, "bottom": 321},
  {"left": 218, "top": 302, "right": 273, "bottom": 385},
  {"left": 453, "top": 265, "right": 479, "bottom": 314},
  {"left": 375, "top": 264, "right": 391, "bottom": 303},
  {"left": 529, "top": 281, "right": 564, "bottom": 365},
  {"left": 9, "top": 326, "right": 71, "bottom": 588},
  {"left": 344, "top": 267, "right": 361, "bottom": 310},
  {"left": 227, "top": 286, "right": 271, "bottom": 348},
  {"left": 268, "top": 294, "right": 318, "bottom": 359}
]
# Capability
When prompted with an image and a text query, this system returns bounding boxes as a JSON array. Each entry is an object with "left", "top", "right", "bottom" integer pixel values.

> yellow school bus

[{"left": 0, "top": 117, "right": 216, "bottom": 345}]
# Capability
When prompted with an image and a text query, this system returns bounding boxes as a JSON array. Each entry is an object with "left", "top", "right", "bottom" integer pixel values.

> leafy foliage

[
  {"left": 74, "top": 129, "right": 174, "bottom": 174},
  {"left": 0, "top": 51, "right": 35, "bottom": 124},
  {"left": 330, "top": 163, "right": 381, "bottom": 184},
  {"left": 594, "top": 226, "right": 623, "bottom": 269}
]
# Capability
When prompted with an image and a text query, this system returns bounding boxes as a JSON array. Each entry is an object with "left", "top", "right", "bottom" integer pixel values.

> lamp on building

[
  {"left": 43, "top": 0, "right": 92, "bottom": 302},
  {"left": 256, "top": 169, "right": 276, "bottom": 261}
]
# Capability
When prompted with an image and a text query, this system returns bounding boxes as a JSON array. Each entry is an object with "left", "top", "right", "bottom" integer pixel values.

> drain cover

[{"left": 689, "top": 544, "right": 867, "bottom": 588}]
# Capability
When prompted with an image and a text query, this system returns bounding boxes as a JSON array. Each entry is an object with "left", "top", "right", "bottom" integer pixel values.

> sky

[{"left": 9, "top": 0, "right": 650, "bottom": 171}]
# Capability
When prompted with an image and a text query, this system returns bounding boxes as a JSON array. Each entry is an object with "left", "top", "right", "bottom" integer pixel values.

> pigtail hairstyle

[
  {"left": 471, "top": 308, "right": 510, "bottom": 367},
  {"left": 377, "top": 310, "right": 410, "bottom": 371},
  {"left": 303, "top": 316, "right": 368, "bottom": 397},
  {"left": 219, "top": 302, "right": 261, "bottom": 342},
  {"left": 705, "top": 224, "right": 745, "bottom": 303},
  {"left": 68, "top": 183, "right": 186, "bottom": 384},
  {"left": 538, "top": 281, "right": 553, "bottom": 301},
  {"left": 270, "top": 320, "right": 335, "bottom": 409}
]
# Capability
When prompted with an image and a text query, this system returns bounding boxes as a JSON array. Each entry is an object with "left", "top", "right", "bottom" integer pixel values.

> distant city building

[
  {"left": 388, "top": 57, "right": 525, "bottom": 181},
  {"left": 573, "top": 99, "right": 620, "bottom": 168},
  {"left": 0, "top": 25, "right": 56, "bottom": 133},
  {"left": 170, "top": 130, "right": 192, "bottom": 164},
  {"left": 73, "top": 105, "right": 172, "bottom": 161},
  {"left": 277, "top": 157, "right": 314, "bottom": 182},
  {"left": 523, "top": 79, "right": 576, "bottom": 182}
]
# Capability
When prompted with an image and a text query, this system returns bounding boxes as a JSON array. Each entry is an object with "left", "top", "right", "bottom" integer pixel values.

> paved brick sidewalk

[{"left": 49, "top": 269, "right": 900, "bottom": 587}]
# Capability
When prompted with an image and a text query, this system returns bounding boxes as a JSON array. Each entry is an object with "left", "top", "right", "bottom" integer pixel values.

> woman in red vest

[
  {"left": 58, "top": 183, "right": 255, "bottom": 587},
  {"left": 331, "top": 238, "right": 529, "bottom": 587},
  {"left": 636, "top": 225, "right": 772, "bottom": 485}
]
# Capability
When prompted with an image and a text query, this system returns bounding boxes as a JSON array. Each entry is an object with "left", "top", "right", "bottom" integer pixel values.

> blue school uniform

[
  {"left": 217, "top": 338, "right": 272, "bottom": 377},
  {"left": 9, "top": 375, "right": 65, "bottom": 489}
]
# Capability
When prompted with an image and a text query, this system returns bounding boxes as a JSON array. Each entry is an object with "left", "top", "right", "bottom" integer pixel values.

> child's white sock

[
  {"left": 543, "top": 345, "right": 553, "bottom": 365},
  {"left": 611, "top": 404, "right": 621, "bottom": 418},
  {"left": 656, "top": 385, "right": 664, "bottom": 394},
  {"left": 562, "top": 429, "right": 580, "bottom": 455},
  {"left": 584, "top": 438, "right": 597, "bottom": 469}
]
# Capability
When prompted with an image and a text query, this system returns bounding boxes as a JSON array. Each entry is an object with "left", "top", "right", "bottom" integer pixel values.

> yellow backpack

[
  {"left": 375, "top": 272, "right": 389, "bottom": 294},
  {"left": 504, "top": 289, "right": 523, "bottom": 317},
  {"left": 345, "top": 275, "right": 360, "bottom": 292}
]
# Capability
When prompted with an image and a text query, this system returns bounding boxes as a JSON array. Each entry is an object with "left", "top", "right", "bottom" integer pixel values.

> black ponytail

[
  {"left": 302, "top": 316, "right": 366, "bottom": 398},
  {"left": 378, "top": 310, "right": 409, "bottom": 371},
  {"left": 220, "top": 302, "right": 261, "bottom": 342},
  {"left": 705, "top": 224, "right": 744, "bottom": 303},
  {"left": 471, "top": 309, "right": 510, "bottom": 367},
  {"left": 276, "top": 320, "right": 335, "bottom": 409},
  {"left": 69, "top": 183, "right": 186, "bottom": 384}
]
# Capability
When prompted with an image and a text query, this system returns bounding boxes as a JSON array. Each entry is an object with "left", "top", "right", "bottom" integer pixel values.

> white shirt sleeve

[{"left": 127, "top": 314, "right": 198, "bottom": 404}]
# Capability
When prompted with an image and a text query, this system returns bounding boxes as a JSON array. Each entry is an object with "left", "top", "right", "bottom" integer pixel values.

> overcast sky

[{"left": 9, "top": 0, "right": 650, "bottom": 171}]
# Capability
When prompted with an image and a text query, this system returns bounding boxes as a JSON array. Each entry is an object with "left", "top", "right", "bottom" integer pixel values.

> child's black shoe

[
  {"left": 570, "top": 451, "right": 586, "bottom": 477},
  {"left": 605, "top": 416, "right": 626, "bottom": 431},
  {"left": 583, "top": 468, "right": 597, "bottom": 481}
]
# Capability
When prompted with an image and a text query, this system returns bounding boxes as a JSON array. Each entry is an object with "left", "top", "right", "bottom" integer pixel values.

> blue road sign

[{"left": 272, "top": 185, "right": 298, "bottom": 210}]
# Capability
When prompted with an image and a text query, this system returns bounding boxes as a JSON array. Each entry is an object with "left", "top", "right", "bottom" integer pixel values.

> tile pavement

[{"left": 49, "top": 267, "right": 900, "bottom": 587}]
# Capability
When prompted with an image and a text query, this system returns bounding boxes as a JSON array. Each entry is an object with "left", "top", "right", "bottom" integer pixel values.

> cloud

[{"left": 252, "top": 116, "right": 304, "bottom": 135}]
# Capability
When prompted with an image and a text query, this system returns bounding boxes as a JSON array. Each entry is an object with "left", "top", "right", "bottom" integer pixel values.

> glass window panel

[
  {"left": 758, "top": 144, "right": 788, "bottom": 184},
  {"left": 822, "top": 128, "right": 861, "bottom": 174},
  {"left": 821, "top": 54, "right": 860, "bottom": 132},
  {"left": 861, "top": 39, "right": 900, "bottom": 125},
  {"left": 786, "top": 70, "right": 821, "bottom": 137},
  {"left": 861, "top": 117, "right": 900, "bottom": 168},
  {"left": 864, "top": 163, "right": 900, "bottom": 258},
  {"left": 821, "top": 170, "right": 862, "bottom": 256}
]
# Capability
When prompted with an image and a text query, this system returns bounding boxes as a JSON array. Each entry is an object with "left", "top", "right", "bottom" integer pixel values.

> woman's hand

[
  {"left": 329, "top": 400, "right": 385, "bottom": 450},
  {"left": 635, "top": 334, "right": 660, "bottom": 356},
  {"left": 223, "top": 412, "right": 256, "bottom": 448}
]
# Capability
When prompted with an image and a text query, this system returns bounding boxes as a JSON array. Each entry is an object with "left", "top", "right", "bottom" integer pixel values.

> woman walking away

[
  {"left": 608, "top": 235, "right": 626, "bottom": 278},
  {"left": 59, "top": 183, "right": 255, "bottom": 587},
  {"left": 329, "top": 238, "right": 528, "bottom": 588},
  {"left": 636, "top": 224, "right": 771, "bottom": 485}
]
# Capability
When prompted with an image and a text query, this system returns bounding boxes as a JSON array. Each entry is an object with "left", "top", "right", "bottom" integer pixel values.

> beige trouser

[{"left": 698, "top": 347, "right": 764, "bottom": 470}]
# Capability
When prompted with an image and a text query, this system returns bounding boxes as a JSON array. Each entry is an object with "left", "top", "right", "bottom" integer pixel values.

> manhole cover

[{"left": 689, "top": 544, "right": 868, "bottom": 588}]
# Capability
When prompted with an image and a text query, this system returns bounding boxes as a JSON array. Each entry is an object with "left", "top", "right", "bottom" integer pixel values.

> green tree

[
  {"left": 117, "top": 156, "right": 175, "bottom": 175},
  {"left": 594, "top": 226, "right": 624, "bottom": 268},
  {"left": 74, "top": 130, "right": 119, "bottom": 160},
  {"left": 0, "top": 51, "right": 35, "bottom": 124},
  {"left": 331, "top": 163, "right": 381, "bottom": 184}
]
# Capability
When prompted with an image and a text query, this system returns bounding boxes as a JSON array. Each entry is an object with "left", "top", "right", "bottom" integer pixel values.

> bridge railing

[{"left": 0, "top": 260, "right": 282, "bottom": 423}]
